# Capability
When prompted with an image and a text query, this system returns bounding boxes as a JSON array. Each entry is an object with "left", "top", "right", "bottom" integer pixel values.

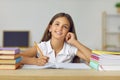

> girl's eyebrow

[
  {"left": 63, "top": 24, "right": 70, "bottom": 28},
  {"left": 55, "top": 21, "right": 69, "bottom": 26},
  {"left": 54, "top": 21, "right": 59, "bottom": 23}
]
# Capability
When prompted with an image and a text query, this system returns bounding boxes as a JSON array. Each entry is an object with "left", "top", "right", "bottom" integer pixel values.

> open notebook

[{"left": 22, "top": 63, "right": 91, "bottom": 69}]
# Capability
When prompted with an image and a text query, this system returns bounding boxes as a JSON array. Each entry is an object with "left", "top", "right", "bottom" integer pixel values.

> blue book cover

[{"left": 16, "top": 57, "right": 22, "bottom": 63}]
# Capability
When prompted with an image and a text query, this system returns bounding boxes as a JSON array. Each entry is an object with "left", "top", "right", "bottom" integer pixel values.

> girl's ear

[{"left": 49, "top": 29, "right": 51, "bottom": 32}]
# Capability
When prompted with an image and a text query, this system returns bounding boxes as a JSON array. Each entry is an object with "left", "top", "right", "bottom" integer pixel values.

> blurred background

[{"left": 0, "top": 0, "right": 120, "bottom": 51}]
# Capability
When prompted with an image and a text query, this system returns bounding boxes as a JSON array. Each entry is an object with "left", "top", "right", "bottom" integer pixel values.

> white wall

[{"left": 0, "top": 0, "right": 119, "bottom": 50}]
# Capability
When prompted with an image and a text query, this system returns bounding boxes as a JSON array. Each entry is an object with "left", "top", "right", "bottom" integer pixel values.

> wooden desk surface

[{"left": 0, "top": 69, "right": 120, "bottom": 80}]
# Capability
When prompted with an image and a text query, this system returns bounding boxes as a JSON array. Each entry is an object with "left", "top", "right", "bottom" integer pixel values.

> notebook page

[{"left": 22, "top": 63, "right": 91, "bottom": 69}]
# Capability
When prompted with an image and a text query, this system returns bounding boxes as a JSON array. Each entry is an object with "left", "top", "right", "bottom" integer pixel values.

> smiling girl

[{"left": 20, "top": 13, "right": 92, "bottom": 66}]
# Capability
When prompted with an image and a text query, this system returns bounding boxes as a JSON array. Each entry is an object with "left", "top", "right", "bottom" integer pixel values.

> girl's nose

[{"left": 58, "top": 25, "right": 63, "bottom": 31}]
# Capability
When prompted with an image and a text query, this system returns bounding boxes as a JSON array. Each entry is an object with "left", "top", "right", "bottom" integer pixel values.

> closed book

[
  {"left": 91, "top": 54, "right": 99, "bottom": 60},
  {"left": 90, "top": 53, "right": 120, "bottom": 71},
  {"left": 92, "top": 50, "right": 120, "bottom": 55},
  {"left": 89, "top": 61, "right": 120, "bottom": 71},
  {"left": 0, "top": 54, "right": 20, "bottom": 59},
  {"left": 0, "top": 57, "right": 22, "bottom": 64},
  {"left": 99, "top": 65, "right": 120, "bottom": 71},
  {"left": 89, "top": 61, "right": 99, "bottom": 70},
  {"left": 0, "top": 63, "right": 21, "bottom": 70},
  {"left": 91, "top": 54, "right": 120, "bottom": 65},
  {"left": 0, "top": 47, "right": 20, "bottom": 54}
]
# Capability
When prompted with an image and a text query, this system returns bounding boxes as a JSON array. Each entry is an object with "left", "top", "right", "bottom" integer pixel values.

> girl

[{"left": 20, "top": 12, "right": 92, "bottom": 66}]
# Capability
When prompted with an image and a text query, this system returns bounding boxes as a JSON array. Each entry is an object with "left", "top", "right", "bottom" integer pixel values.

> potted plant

[{"left": 115, "top": 2, "right": 120, "bottom": 13}]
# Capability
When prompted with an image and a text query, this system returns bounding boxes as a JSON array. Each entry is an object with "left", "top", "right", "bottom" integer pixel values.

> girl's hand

[
  {"left": 65, "top": 32, "right": 76, "bottom": 45},
  {"left": 36, "top": 56, "right": 49, "bottom": 66}
]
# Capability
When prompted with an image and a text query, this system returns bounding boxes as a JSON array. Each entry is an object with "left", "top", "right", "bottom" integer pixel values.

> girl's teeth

[{"left": 56, "top": 32, "right": 62, "bottom": 35}]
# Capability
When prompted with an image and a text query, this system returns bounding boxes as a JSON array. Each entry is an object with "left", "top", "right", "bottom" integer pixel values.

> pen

[{"left": 34, "top": 41, "right": 44, "bottom": 56}]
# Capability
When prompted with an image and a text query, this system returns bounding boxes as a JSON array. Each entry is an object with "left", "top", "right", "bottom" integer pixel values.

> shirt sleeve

[
  {"left": 70, "top": 45, "right": 78, "bottom": 55},
  {"left": 67, "top": 43, "right": 78, "bottom": 56}
]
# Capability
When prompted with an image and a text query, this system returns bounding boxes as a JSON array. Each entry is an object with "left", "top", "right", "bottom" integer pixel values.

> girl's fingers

[
  {"left": 36, "top": 56, "right": 49, "bottom": 66},
  {"left": 66, "top": 33, "right": 71, "bottom": 41},
  {"left": 42, "top": 56, "right": 49, "bottom": 60}
]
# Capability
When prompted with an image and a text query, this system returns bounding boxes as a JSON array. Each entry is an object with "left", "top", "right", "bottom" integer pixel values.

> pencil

[{"left": 34, "top": 41, "right": 44, "bottom": 56}]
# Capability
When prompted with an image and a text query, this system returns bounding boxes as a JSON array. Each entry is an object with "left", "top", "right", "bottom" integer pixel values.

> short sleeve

[
  {"left": 65, "top": 42, "right": 78, "bottom": 56},
  {"left": 69, "top": 45, "right": 78, "bottom": 55}
]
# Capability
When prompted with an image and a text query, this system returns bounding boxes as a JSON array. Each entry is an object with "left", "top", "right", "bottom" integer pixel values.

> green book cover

[{"left": 89, "top": 60, "right": 99, "bottom": 70}]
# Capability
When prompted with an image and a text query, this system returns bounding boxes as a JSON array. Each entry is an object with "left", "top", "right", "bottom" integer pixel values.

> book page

[
  {"left": 55, "top": 63, "right": 91, "bottom": 69},
  {"left": 22, "top": 63, "right": 91, "bottom": 69},
  {"left": 22, "top": 63, "right": 56, "bottom": 69}
]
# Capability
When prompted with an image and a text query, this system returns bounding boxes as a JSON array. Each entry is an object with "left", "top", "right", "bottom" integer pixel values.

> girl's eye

[
  {"left": 63, "top": 26, "right": 69, "bottom": 29},
  {"left": 55, "top": 23, "right": 59, "bottom": 26}
]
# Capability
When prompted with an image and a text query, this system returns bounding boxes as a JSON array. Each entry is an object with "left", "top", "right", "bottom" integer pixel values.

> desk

[{"left": 0, "top": 69, "right": 120, "bottom": 80}]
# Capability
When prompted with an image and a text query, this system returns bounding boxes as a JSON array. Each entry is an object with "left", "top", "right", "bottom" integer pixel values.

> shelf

[
  {"left": 102, "top": 12, "right": 120, "bottom": 51},
  {"left": 105, "top": 46, "right": 120, "bottom": 52},
  {"left": 106, "top": 32, "right": 120, "bottom": 35}
]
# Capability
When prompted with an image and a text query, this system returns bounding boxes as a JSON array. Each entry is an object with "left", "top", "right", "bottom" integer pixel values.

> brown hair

[{"left": 40, "top": 12, "right": 80, "bottom": 63}]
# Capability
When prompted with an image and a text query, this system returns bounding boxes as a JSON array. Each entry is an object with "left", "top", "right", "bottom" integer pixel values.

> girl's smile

[{"left": 55, "top": 31, "right": 62, "bottom": 35}]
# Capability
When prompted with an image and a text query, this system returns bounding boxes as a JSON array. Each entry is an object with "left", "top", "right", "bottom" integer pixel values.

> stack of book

[
  {"left": 89, "top": 50, "right": 120, "bottom": 71},
  {"left": 0, "top": 47, "right": 22, "bottom": 70}
]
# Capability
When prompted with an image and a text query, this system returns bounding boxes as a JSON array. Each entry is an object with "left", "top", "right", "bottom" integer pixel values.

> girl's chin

[{"left": 54, "top": 37, "right": 64, "bottom": 40}]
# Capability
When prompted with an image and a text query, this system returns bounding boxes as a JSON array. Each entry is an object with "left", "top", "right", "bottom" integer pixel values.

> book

[
  {"left": 0, "top": 54, "right": 20, "bottom": 59},
  {"left": 0, "top": 47, "right": 20, "bottom": 54},
  {"left": 90, "top": 51, "right": 120, "bottom": 71},
  {"left": 91, "top": 54, "right": 120, "bottom": 65},
  {"left": 0, "top": 57, "right": 22, "bottom": 64},
  {"left": 89, "top": 61, "right": 120, "bottom": 71},
  {"left": 99, "top": 65, "right": 120, "bottom": 71},
  {"left": 0, "top": 63, "right": 21, "bottom": 70},
  {"left": 89, "top": 60, "right": 99, "bottom": 70},
  {"left": 92, "top": 50, "right": 120, "bottom": 55},
  {"left": 22, "top": 63, "right": 91, "bottom": 69}
]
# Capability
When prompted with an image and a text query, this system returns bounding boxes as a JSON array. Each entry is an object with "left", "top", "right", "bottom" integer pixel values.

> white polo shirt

[{"left": 37, "top": 40, "right": 77, "bottom": 63}]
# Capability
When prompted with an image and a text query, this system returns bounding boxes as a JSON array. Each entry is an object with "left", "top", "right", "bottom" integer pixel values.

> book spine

[
  {"left": 16, "top": 57, "right": 22, "bottom": 63},
  {"left": 89, "top": 61, "right": 99, "bottom": 70},
  {"left": 0, "top": 57, "right": 22, "bottom": 64},
  {"left": 15, "top": 49, "right": 20, "bottom": 54},
  {"left": 0, "top": 48, "right": 20, "bottom": 54},
  {"left": 92, "top": 50, "right": 120, "bottom": 55},
  {"left": 0, "top": 62, "right": 21, "bottom": 70},
  {"left": 0, "top": 54, "right": 20, "bottom": 59},
  {"left": 91, "top": 54, "right": 99, "bottom": 60}
]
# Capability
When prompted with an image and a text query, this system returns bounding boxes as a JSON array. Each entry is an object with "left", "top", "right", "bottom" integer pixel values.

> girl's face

[{"left": 49, "top": 17, "right": 70, "bottom": 40}]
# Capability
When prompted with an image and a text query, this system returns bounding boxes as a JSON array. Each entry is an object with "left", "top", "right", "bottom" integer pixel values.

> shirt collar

[
  {"left": 46, "top": 40, "right": 53, "bottom": 54},
  {"left": 46, "top": 40, "right": 67, "bottom": 55}
]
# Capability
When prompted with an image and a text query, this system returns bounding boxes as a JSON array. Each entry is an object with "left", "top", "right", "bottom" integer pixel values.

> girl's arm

[
  {"left": 21, "top": 55, "right": 49, "bottom": 66},
  {"left": 20, "top": 46, "right": 37, "bottom": 64},
  {"left": 20, "top": 46, "right": 37, "bottom": 57},
  {"left": 20, "top": 46, "right": 49, "bottom": 66},
  {"left": 66, "top": 32, "right": 92, "bottom": 63},
  {"left": 71, "top": 40, "right": 92, "bottom": 63}
]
